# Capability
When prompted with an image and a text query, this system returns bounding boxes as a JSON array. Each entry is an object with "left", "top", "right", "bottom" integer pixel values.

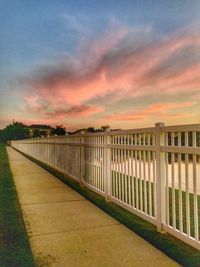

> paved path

[{"left": 7, "top": 147, "right": 180, "bottom": 267}]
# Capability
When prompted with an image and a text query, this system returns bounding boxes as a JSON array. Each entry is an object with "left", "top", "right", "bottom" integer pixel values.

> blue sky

[{"left": 0, "top": 0, "right": 200, "bottom": 129}]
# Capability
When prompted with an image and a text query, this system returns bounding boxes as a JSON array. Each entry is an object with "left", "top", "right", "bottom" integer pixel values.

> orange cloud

[{"left": 104, "top": 102, "right": 196, "bottom": 121}]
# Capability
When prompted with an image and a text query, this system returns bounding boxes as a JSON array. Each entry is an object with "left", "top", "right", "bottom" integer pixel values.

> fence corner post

[
  {"left": 104, "top": 127, "right": 111, "bottom": 202},
  {"left": 155, "top": 122, "right": 166, "bottom": 233},
  {"left": 64, "top": 134, "right": 67, "bottom": 179},
  {"left": 80, "top": 131, "right": 85, "bottom": 186}
]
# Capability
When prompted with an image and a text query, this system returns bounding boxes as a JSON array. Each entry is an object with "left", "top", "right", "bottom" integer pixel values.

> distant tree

[
  {"left": 40, "top": 130, "right": 48, "bottom": 137},
  {"left": 0, "top": 130, "right": 3, "bottom": 143},
  {"left": 0, "top": 121, "right": 29, "bottom": 143},
  {"left": 87, "top": 127, "right": 95, "bottom": 133},
  {"left": 32, "top": 129, "right": 42, "bottom": 138},
  {"left": 51, "top": 125, "right": 66, "bottom": 136},
  {"left": 100, "top": 125, "right": 111, "bottom": 132}
]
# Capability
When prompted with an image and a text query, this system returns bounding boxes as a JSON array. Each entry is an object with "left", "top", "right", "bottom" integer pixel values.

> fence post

[
  {"left": 155, "top": 122, "right": 166, "bottom": 233},
  {"left": 47, "top": 136, "right": 49, "bottom": 165},
  {"left": 64, "top": 134, "right": 67, "bottom": 177},
  {"left": 54, "top": 135, "right": 56, "bottom": 169},
  {"left": 104, "top": 127, "right": 111, "bottom": 202},
  {"left": 80, "top": 131, "right": 85, "bottom": 186},
  {"left": 41, "top": 136, "right": 43, "bottom": 162}
]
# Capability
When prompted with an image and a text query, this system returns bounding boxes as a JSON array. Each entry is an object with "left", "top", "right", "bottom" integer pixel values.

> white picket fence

[{"left": 11, "top": 122, "right": 200, "bottom": 250}]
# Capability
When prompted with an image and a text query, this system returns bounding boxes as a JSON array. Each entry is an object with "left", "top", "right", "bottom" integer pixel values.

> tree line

[
  {"left": 0, "top": 121, "right": 112, "bottom": 143},
  {"left": 0, "top": 122, "right": 66, "bottom": 143}
]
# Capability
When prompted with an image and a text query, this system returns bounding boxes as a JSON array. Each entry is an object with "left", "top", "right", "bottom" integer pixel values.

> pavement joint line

[
  {"left": 29, "top": 222, "right": 121, "bottom": 238},
  {"left": 16, "top": 185, "right": 66, "bottom": 189},
  {"left": 19, "top": 185, "right": 65, "bottom": 193},
  {"left": 14, "top": 173, "right": 63, "bottom": 177},
  {"left": 16, "top": 186, "right": 79, "bottom": 191},
  {"left": 13, "top": 173, "right": 50, "bottom": 176},
  {"left": 16, "top": 187, "right": 67, "bottom": 192},
  {"left": 21, "top": 199, "right": 87, "bottom": 205}
]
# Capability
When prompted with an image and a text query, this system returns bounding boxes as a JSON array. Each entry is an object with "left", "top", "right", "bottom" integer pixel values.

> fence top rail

[
  {"left": 11, "top": 127, "right": 157, "bottom": 143},
  {"left": 109, "top": 127, "right": 156, "bottom": 135},
  {"left": 10, "top": 123, "right": 200, "bottom": 143},
  {"left": 161, "top": 123, "right": 200, "bottom": 133},
  {"left": 72, "top": 127, "right": 156, "bottom": 136}
]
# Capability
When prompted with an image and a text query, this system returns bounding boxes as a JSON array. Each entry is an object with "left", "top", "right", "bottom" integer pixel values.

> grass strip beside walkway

[{"left": 0, "top": 144, "right": 35, "bottom": 267}]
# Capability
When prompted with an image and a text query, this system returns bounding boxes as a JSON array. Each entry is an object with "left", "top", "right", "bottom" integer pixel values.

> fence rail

[{"left": 11, "top": 122, "right": 200, "bottom": 250}]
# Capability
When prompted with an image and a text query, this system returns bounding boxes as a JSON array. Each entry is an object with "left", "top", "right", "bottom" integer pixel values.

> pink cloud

[
  {"left": 24, "top": 32, "right": 200, "bottom": 99},
  {"left": 22, "top": 95, "right": 49, "bottom": 113},
  {"left": 18, "top": 25, "right": 200, "bottom": 126},
  {"left": 45, "top": 105, "right": 104, "bottom": 118}
]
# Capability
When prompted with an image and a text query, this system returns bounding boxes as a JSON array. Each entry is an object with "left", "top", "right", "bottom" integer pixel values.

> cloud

[
  {"left": 22, "top": 95, "right": 49, "bottom": 113},
  {"left": 104, "top": 101, "right": 196, "bottom": 121},
  {"left": 18, "top": 22, "right": 200, "bottom": 125},
  {"left": 45, "top": 105, "right": 104, "bottom": 118}
]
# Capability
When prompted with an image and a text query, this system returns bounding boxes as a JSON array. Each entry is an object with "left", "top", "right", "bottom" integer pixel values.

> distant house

[
  {"left": 71, "top": 126, "right": 121, "bottom": 135},
  {"left": 71, "top": 128, "right": 87, "bottom": 135},
  {"left": 29, "top": 124, "right": 52, "bottom": 137}
]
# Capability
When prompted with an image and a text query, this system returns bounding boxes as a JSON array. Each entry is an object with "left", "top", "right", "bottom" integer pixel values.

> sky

[{"left": 0, "top": 0, "right": 200, "bottom": 131}]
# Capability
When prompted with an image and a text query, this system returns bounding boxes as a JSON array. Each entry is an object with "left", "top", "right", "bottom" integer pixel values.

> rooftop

[{"left": 29, "top": 124, "right": 52, "bottom": 129}]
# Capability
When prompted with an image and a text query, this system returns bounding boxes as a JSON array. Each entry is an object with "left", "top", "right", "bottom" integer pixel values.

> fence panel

[
  {"left": 160, "top": 125, "right": 200, "bottom": 249},
  {"left": 109, "top": 130, "right": 157, "bottom": 225},
  {"left": 11, "top": 123, "right": 200, "bottom": 250}
]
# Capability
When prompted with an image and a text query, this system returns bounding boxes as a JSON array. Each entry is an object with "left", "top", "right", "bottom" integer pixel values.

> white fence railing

[{"left": 11, "top": 122, "right": 200, "bottom": 250}]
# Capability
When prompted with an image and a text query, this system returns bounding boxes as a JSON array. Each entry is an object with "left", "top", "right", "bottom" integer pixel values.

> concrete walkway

[{"left": 7, "top": 147, "right": 180, "bottom": 267}]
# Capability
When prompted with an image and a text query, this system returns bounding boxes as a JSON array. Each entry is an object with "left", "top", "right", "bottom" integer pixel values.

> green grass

[
  {"left": 111, "top": 171, "right": 200, "bottom": 239},
  {"left": 168, "top": 187, "right": 198, "bottom": 238},
  {"left": 14, "top": 148, "right": 200, "bottom": 267},
  {"left": 0, "top": 144, "right": 35, "bottom": 267}
]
